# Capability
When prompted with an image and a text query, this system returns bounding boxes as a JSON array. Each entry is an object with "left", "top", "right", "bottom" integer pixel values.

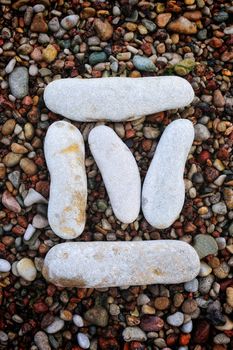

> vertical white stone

[
  {"left": 44, "top": 121, "right": 87, "bottom": 239},
  {"left": 142, "top": 119, "right": 194, "bottom": 228},
  {"left": 88, "top": 125, "right": 141, "bottom": 223}
]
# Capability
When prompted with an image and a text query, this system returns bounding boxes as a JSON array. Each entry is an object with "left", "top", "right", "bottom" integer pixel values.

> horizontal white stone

[
  {"left": 142, "top": 119, "right": 194, "bottom": 229},
  {"left": 44, "top": 77, "right": 194, "bottom": 122},
  {"left": 42, "top": 240, "right": 200, "bottom": 288},
  {"left": 44, "top": 121, "right": 87, "bottom": 239},
  {"left": 88, "top": 125, "right": 140, "bottom": 223}
]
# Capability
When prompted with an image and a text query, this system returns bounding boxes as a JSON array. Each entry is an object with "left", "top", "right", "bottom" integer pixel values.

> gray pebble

[
  {"left": 167, "top": 312, "right": 184, "bottom": 327},
  {"left": 184, "top": 278, "right": 199, "bottom": 292},
  {"left": 181, "top": 320, "right": 193, "bottom": 333},
  {"left": 122, "top": 327, "right": 147, "bottom": 342},
  {"left": 34, "top": 331, "right": 51, "bottom": 350},
  {"left": 214, "top": 333, "right": 230, "bottom": 344},
  {"left": 48, "top": 17, "right": 60, "bottom": 32},
  {"left": 194, "top": 124, "right": 210, "bottom": 141},
  {"left": 193, "top": 234, "right": 218, "bottom": 259},
  {"left": 133, "top": 55, "right": 156, "bottom": 72},
  {"left": 212, "top": 202, "right": 227, "bottom": 215},
  {"left": 9, "top": 67, "right": 29, "bottom": 99},
  {"left": 199, "top": 274, "right": 215, "bottom": 294}
]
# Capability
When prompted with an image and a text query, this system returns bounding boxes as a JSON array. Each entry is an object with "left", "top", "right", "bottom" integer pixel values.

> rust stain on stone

[
  {"left": 153, "top": 268, "right": 163, "bottom": 276},
  {"left": 60, "top": 143, "right": 79, "bottom": 154}
]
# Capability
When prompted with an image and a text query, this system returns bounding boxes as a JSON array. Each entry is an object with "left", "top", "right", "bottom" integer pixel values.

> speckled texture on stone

[
  {"left": 42, "top": 241, "right": 200, "bottom": 288},
  {"left": 44, "top": 121, "right": 87, "bottom": 239},
  {"left": 44, "top": 76, "right": 194, "bottom": 122},
  {"left": 88, "top": 125, "right": 141, "bottom": 223},
  {"left": 9, "top": 67, "right": 29, "bottom": 99},
  {"left": 142, "top": 119, "right": 194, "bottom": 229}
]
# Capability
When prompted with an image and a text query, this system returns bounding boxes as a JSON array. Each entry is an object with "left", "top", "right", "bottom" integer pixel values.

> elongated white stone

[
  {"left": 88, "top": 126, "right": 140, "bottom": 223},
  {"left": 42, "top": 241, "right": 200, "bottom": 288},
  {"left": 142, "top": 119, "right": 194, "bottom": 229},
  {"left": 44, "top": 121, "right": 87, "bottom": 239},
  {"left": 44, "top": 77, "right": 194, "bottom": 122}
]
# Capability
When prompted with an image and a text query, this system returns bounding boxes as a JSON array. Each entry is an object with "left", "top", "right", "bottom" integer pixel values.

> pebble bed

[{"left": 0, "top": 1, "right": 233, "bottom": 350}]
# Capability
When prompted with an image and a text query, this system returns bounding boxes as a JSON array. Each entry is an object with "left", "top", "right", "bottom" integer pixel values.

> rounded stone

[
  {"left": 42, "top": 241, "right": 200, "bottom": 288},
  {"left": 193, "top": 234, "right": 218, "bottom": 259},
  {"left": 122, "top": 327, "right": 147, "bottom": 342},
  {"left": 167, "top": 312, "right": 184, "bottom": 327},
  {"left": 17, "top": 258, "right": 37, "bottom": 281},
  {"left": 44, "top": 121, "right": 87, "bottom": 239},
  {"left": 45, "top": 317, "right": 65, "bottom": 334},
  {"left": 88, "top": 125, "right": 141, "bottom": 224},
  {"left": 9, "top": 67, "right": 29, "bottom": 99},
  {"left": 0, "top": 258, "right": 11, "bottom": 272},
  {"left": 133, "top": 55, "right": 156, "bottom": 72},
  {"left": 194, "top": 124, "right": 211, "bottom": 141},
  {"left": 77, "top": 333, "right": 90, "bottom": 349},
  {"left": 142, "top": 119, "right": 194, "bottom": 229}
]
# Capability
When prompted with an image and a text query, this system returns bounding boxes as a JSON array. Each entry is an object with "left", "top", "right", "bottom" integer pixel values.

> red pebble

[{"left": 198, "top": 150, "right": 211, "bottom": 164}]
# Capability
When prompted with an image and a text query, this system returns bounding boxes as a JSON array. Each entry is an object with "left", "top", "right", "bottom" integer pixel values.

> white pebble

[
  {"left": 181, "top": 320, "right": 193, "bottom": 333},
  {"left": 142, "top": 119, "right": 194, "bottom": 228},
  {"left": 73, "top": 315, "right": 84, "bottom": 327},
  {"left": 24, "top": 188, "right": 47, "bottom": 206},
  {"left": 45, "top": 317, "right": 65, "bottom": 334},
  {"left": 17, "top": 258, "right": 37, "bottom": 281},
  {"left": 0, "top": 258, "right": 11, "bottom": 272},
  {"left": 5, "top": 58, "right": 16, "bottom": 74},
  {"left": 23, "top": 224, "right": 36, "bottom": 241},
  {"left": 77, "top": 333, "right": 90, "bottom": 349},
  {"left": 184, "top": 278, "right": 198, "bottom": 292},
  {"left": 167, "top": 312, "right": 184, "bottom": 327},
  {"left": 88, "top": 125, "right": 141, "bottom": 223},
  {"left": 32, "top": 214, "right": 48, "bottom": 229}
]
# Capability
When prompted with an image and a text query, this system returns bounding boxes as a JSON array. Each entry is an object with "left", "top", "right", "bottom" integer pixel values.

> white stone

[
  {"left": 0, "top": 258, "right": 11, "bottom": 272},
  {"left": 45, "top": 317, "right": 65, "bottom": 334},
  {"left": 42, "top": 240, "right": 200, "bottom": 288},
  {"left": 198, "top": 262, "right": 212, "bottom": 277},
  {"left": 24, "top": 188, "right": 47, "bottom": 206},
  {"left": 88, "top": 125, "right": 140, "bottom": 223},
  {"left": 73, "top": 315, "right": 84, "bottom": 327},
  {"left": 167, "top": 312, "right": 184, "bottom": 327},
  {"left": 32, "top": 214, "right": 48, "bottom": 229},
  {"left": 24, "top": 224, "right": 36, "bottom": 241},
  {"left": 44, "top": 77, "right": 194, "bottom": 122},
  {"left": 123, "top": 327, "right": 147, "bottom": 342},
  {"left": 17, "top": 258, "right": 37, "bottom": 281},
  {"left": 142, "top": 119, "right": 194, "bottom": 229},
  {"left": 77, "top": 333, "right": 90, "bottom": 349},
  {"left": 44, "top": 121, "right": 87, "bottom": 239}
]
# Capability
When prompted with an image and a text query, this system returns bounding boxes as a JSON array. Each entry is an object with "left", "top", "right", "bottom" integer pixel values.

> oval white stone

[
  {"left": 42, "top": 241, "right": 200, "bottom": 288},
  {"left": 142, "top": 119, "right": 194, "bottom": 229},
  {"left": 44, "top": 77, "right": 194, "bottom": 122},
  {"left": 0, "top": 258, "right": 11, "bottom": 272},
  {"left": 88, "top": 125, "right": 140, "bottom": 223},
  {"left": 44, "top": 121, "right": 87, "bottom": 239}
]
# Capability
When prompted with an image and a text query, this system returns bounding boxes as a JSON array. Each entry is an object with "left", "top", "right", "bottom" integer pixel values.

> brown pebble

[
  {"left": 11, "top": 143, "right": 28, "bottom": 154},
  {"left": 2, "top": 119, "right": 16, "bottom": 136},
  {"left": 94, "top": 19, "right": 113, "bottom": 41},
  {"left": 154, "top": 296, "right": 170, "bottom": 310},
  {"left": 193, "top": 320, "right": 210, "bottom": 344},
  {"left": 156, "top": 13, "right": 172, "bottom": 27},
  {"left": 213, "top": 90, "right": 225, "bottom": 107},
  {"left": 173, "top": 293, "right": 184, "bottom": 308},
  {"left": 3, "top": 153, "right": 22, "bottom": 167},
  {"left": 140, "top": 315, "right": 164, "bottom": 332},
  {"left": 224, "top": 188, "right": 233, "bottom": 209},
  {"left": 183, "top": 11, "right": 202, "bottom": 21},
  {"left": 181, "top": 299, "right": 198, "bottom": 314},
  {"left": 168, "top": 16, "right": 197, "bottom": 34},
  {"left": 30, "top": 13, "right": 48, "bottom": 33},
  {"left": 0, "top": 163, "right": 6, "bottom": 179},
  {"left": 19, "top": 158, "right": 38, "bottom": 175}
]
